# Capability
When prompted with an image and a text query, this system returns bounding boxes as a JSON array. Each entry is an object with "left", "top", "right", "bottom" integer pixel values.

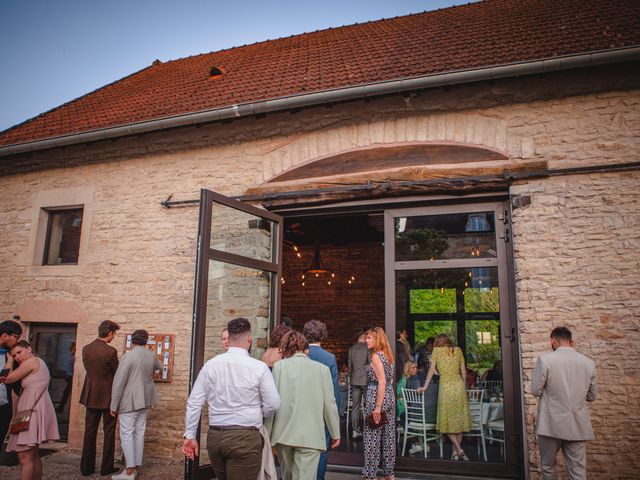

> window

[{"left": 42, "top": 208, "right": 84, "bottom": 265}]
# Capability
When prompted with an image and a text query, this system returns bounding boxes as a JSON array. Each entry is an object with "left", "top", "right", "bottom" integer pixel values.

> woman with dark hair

[
  {"left": 261, "top": 324, "right": 291, "bottom": 369},
  {"left": 1, "top": 340, "right": 59, "bottom": 480},
  {"left": 267, "top": 331, "right": 340, "bottom": 480},
  {"left": 418, "top": 334, "right": 471, "bottom": 460},
  {"left": 363, "top": 326, "right": 396, "bottom": 480},
  {"left": 110, "top": 330, "right": 161, "bottom": 480}
]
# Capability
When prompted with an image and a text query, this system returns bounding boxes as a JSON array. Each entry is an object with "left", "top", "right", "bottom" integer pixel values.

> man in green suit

[{"left": 267, "top": 331, "right": 340, "bottom": 480}]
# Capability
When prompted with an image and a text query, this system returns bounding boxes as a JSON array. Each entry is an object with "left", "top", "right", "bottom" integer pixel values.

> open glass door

[{"left": 186, "top": 189, "right": 283, "bottom": 480}]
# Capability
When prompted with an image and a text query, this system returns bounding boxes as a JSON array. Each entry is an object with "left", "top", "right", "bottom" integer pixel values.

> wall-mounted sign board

[{"left": 124, "top": 333, "right": 175, "bottom": 383}]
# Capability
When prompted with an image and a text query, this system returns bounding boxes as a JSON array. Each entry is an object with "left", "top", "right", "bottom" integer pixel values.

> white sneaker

[
  {"left": 112, "top": 470, "right": 137, "bottom": 480},
  {"left": 408, "top": 443, "right": 423, "bottom": 454}
]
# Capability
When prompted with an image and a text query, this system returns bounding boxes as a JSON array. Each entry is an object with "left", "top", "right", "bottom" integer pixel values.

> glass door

[
  {"left": 29, "top": 323, "right": 77, "bottom": 441},
  {"left": 384, "top": 202, "right": 523, "bottom": 478},
  {"left": 186, "top": 189, "right": 283, "bottom": 480}
]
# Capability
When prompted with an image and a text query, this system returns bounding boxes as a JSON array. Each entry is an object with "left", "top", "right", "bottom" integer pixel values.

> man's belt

[{"left": 209, "top": 425, "right": 258, "bottom": 431}]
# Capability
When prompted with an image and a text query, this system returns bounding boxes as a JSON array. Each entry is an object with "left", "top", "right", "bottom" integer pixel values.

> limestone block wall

[
  {"left": 512, "top": 171, "right": 640, "bottom": 480},
  {"left": 0, "top": 68, "right": 638, "bottom": 476}
]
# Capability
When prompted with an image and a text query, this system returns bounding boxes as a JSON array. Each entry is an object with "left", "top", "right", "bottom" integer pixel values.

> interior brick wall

[{"left": 281, "top": 242, "right": 385, "bottom": 366}]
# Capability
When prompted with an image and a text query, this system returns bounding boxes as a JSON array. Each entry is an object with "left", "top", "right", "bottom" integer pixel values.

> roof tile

[{"left": 1, "top": 0, "right": 639, "bottom": 146}]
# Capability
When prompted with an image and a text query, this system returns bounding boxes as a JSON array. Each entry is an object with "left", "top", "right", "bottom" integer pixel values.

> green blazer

[{"left": 267, "top": 353, "right": 340, "bottom": 450}]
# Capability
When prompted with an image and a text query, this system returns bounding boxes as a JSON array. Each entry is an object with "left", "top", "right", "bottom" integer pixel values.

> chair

[
  {"left": 466, "top": 389, "right": 487, "bottom": 461},
  {"left": 480, "top": 380, "right": 503, "bottom": 397},
  {"left": 401, "top": 388, "right": 442, "bottom": 458},
  {"left": 485, "top": 419, "right": 505, "bottom": 460},
  {"left": 345, "top": 383, "right": 363, "bottom": 436}
]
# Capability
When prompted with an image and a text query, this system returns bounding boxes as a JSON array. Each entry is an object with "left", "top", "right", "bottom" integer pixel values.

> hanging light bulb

[
  {"left": 327, "top": 280, "right": 331, "bottom": 285},
  {"left": 302, "top": 282, "right": 305, "bottom": 287}
]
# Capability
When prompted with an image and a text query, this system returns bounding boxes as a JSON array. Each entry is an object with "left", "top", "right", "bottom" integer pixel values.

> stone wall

[
  {"left": 512, "top": 171, "right": 640, "bottom": 480},
  {"left": 0, "top": 66, "right": 638, "bottom": 477}
]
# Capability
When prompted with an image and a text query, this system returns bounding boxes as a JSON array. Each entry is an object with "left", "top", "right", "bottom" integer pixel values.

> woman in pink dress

[{"left": 1, "top": 340, "right": 59, "bottom": 480}]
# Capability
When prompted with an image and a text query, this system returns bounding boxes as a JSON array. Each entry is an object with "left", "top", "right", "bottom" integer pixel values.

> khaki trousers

[
  {"left": 206, "top": 428, "right": 263, "bottom": 480},
  {"left": 276, "top": 444, "right": 321, "bottom": 480},
  {"left": 538, "top": 435, "right": 587, "bottom": 480}
]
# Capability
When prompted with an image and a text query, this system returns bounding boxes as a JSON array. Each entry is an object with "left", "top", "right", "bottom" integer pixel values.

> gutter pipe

[{"left": 1, "top": 46, "right": 639, "bottom": 158}]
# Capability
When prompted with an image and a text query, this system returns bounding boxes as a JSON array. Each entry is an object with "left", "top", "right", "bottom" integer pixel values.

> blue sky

[{"left": 0, "top": 0, "right": 468, "bottom": 133}]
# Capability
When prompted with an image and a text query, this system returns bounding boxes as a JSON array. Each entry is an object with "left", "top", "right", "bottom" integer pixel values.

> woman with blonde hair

[
  {"left": 362, "top": 326, "right": 396, "bottom": 480},
  {"left": 418, "top": 333, "right": 471, "bottom": 460}
]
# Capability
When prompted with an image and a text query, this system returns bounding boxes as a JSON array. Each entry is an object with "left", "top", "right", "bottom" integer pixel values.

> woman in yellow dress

[{"left": 418, "top": 334, "right": 471, "bottom": 460}]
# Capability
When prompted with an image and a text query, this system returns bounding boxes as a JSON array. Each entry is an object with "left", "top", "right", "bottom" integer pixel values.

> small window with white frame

[{"left": 42, "top": 208, "right": 84, "bottom": 265}]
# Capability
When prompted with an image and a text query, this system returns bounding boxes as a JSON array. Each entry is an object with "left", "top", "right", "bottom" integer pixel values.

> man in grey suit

[
  {"left": 347, "top": 331, "right": 369, "bottom": 438},
  {"left": 531, "top": 327, "right": 597, "bottom": 480}
]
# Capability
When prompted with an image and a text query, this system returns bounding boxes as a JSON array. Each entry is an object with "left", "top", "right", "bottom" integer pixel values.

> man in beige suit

[{"left": 531, "top": 327, "right": 597, "bottom": 480}]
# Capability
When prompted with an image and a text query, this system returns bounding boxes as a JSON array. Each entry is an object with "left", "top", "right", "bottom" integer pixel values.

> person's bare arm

[
  {"left": 459, "top": 348, "right": 467, "bottom": 384},
  {"left": 0, "top": 357, "right": 38, "bottom": 384},
  {"left": 371, "top": 353, "right": 386, "bottom": 423},
  {"left": 417, "top": 361, "right": 436, "bottom": 393}
]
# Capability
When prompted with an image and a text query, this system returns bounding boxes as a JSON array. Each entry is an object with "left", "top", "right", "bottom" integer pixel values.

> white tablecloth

[{"left": 481, "top": 401, "right": 504, "bottom": 426}]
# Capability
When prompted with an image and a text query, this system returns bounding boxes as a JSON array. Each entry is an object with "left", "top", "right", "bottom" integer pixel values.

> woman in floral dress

[
  {"left": 362, "top": 327, "right": 396, "bottom": 480},
  {"left": 418, "top": 334, "right": 471, "bottom": 460}
]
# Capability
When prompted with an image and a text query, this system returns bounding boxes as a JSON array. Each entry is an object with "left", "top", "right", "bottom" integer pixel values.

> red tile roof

[{"left": 1, "top": 0, "right": 639, "bottom": 147}]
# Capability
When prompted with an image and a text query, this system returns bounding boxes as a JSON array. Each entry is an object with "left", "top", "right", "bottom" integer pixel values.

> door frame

[
  {"left": 186, "top": 189, "right": 283, "bottom": 480},
  {"left": 383, "top": 201, "right": 523, "bottom": 478},
  {"left": 274, "top": 195, "right": 524, "bottom": 478}
]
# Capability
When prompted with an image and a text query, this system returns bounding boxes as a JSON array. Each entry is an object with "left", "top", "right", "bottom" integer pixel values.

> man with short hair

[
  {"left": 0, "top": 320, "right": 22, "bottom": 462},
  {"left": 348, "top": 331, "right": 369, "bottom": 439},
  {"left": 80, "top": 320, "right": 120, "bottom": 476},
  {"left": 183, "top": 317, "right": 280, "bottom": 480},
  {"left": 532, "top": 326, "right": 597, "bottom": 480},
  {"left": 303, "top": 319, "right": 339, "bottom": 480}
]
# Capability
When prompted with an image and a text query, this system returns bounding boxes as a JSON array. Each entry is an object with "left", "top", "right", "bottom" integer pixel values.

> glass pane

[
  {"left": 394, "top": 212, "right": 496, "bottom": 261},
  {"left": 210, "top": 202, "right": 274, "bottom": 262},
  {"left": 44, "top": 209, "right": 83, "bottom": 265},
  {"left": 396, "top": 267, "right": 505, "bottom": 464},
  {"left": 198, "top": 259, "right": 274, "bottom": 467}
]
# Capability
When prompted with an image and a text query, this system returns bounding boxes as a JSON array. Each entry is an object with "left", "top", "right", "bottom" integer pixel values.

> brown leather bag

[
  {"left": 9, "top": 387, "right": 47, "bottom": 434},
  {"left": 365, "top": 411, "right": 389, "bottom": 428}
]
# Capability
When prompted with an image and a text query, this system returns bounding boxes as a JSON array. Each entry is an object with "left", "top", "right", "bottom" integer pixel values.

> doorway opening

[
  {"left": 278, "top": 202, "right": 521, "bottom": 477},
  {"left": 188, "top": 189, "right": 523, "bottom": 479},
  {"left": 29, "top": 323, "right": 77, "bottom": 441}
]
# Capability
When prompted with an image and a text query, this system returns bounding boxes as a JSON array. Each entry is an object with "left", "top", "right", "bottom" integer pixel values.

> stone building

[{"left": 0, "top": 0, "right": 638, "bottom": 478}]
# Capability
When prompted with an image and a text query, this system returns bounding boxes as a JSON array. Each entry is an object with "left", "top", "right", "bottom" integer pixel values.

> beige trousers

[{"left": 538, "top": 435, "right": 587, "bottom": 480}]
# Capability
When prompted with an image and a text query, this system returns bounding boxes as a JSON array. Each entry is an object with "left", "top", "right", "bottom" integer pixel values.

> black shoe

[{"left": 100, "top": 467, "right": 118, "bottom": 475}]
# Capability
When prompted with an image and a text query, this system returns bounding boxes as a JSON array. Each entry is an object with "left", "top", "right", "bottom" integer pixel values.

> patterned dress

[
  {"left": 431, "top": 346, "right": 471, "bottom": 433},
  {"left": 362, "top": 352, "right": 395, "bottom": 479}
]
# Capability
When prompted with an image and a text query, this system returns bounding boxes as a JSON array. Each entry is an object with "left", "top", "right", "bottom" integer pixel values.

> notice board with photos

[{"left": 123, "top": 333, "right": 175, "bottom": 382}]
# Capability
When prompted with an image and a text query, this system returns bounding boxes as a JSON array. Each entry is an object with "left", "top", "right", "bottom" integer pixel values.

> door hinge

[
  {"left": 499, "top": 227, "right": 511, "bottom": 243},
  {"left": 504, "top": 327, "right": 517, "bottom": 342}
]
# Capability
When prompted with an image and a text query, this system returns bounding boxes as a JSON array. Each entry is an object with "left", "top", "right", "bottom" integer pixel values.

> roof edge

[{"left": 1, "top": 46, "right": 639, "bottom": 159}]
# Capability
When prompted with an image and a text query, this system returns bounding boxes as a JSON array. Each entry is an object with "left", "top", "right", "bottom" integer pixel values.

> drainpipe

[{"left": 0, "top": 46, "right": 639, "bottom": 158}]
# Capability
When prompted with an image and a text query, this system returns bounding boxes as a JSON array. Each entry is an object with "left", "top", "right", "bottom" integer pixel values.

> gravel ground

[
  {"left": 0, "top": 448, "right": 183, "bottom": 480},
  {"left": 0, "top": 448, "right": 365, "bottom": 480}
]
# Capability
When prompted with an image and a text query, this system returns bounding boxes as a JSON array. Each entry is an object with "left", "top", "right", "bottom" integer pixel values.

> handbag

[
  {"left": 365, "top": 410, "right": 389, "bottom": 428},
  {"left": 9, "top": 387, "right": 47, "bottom": 434}
]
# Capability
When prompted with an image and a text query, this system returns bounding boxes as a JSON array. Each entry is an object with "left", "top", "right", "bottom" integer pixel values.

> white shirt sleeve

[
  {"left": 184, "top": 365, "right": 209, "bottom": 439},
  {"left": 258, "top": 366, "right": 281, "bottom": 418}
]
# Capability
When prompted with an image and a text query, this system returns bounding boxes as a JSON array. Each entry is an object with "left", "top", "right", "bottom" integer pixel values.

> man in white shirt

[
  {"left": 531, "top": 326, "right": 597, "bottom": 480},
  {"left": 183, "top": 318, "right": 280, "bottom": 480}
]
